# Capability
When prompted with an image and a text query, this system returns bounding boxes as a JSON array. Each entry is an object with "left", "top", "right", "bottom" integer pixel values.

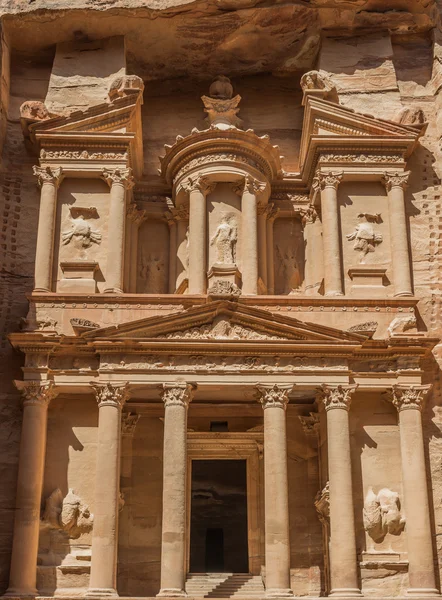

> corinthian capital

[
  {"left": 255, "top": 383, "right": 292, "bottom": 410},
  {"left": 17, "top": 380, "right": 58, "bottom": 407},
  {"left": 182, "top": 175, "right": 216, "bottom": 196},
  {"left": 386, "top": 384, "right": 431, "bottom": 412},
  {"left": 382, "top": 171, "right": 410, "bottom": 192},
  {"left": 127, "top": 202, "right": 147, "bottom": 225},
  {"left": 33, "top": 165, "right": 63, "bottom": 188},
  {"left": 102, "top": 167, "right": 135, "bottom": 190},
  {"left": 91, "top": 382, "right": 130, "bottom": 409},
  {"left": 316, "top": 384, "right": 358, "bottom": 411},
  {"left": 296, "top": 204, "right": 318, "bottom": 227},
  {"left": 312, "top": 170, "right": 343, "bottom": 191},
  {"left": 161, "top": 382, "right": 195, "bottom": 408},
  {"left": 121, "top": 412, "right": 140, "bottom": 435}
]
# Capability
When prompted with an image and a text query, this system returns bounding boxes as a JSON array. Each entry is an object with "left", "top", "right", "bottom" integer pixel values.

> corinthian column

[
  {"left": 317, "top": 384, "right": 361, "bottom": 597},
  {"left": 182, "top": 176, "right": 215, "bottom": 294},
  {"left": 158, "top": 383, "right": 195, "bottom": 597},
  {"left": 387, "top": 385, "right": 437, "bottom": 595},
  {"left": 313, "top": 171, "right": 343, "bottom": 296},
  {"left": 87, "top": 383, "right": 129, "bottom": 597},
  {"left": 32, "top": 166, "right": 63, "bottom": 292},
  {"left": 102, "top": 168, "right": 135, "bottom": 294},
  {"left": 257, "top": 204, "right": 268, "bottom": 291},
  {"left": 6, "top": 382, "right": 57, "bottom": 597},
  {"left": 256, "top": 384, "right": 293, "bottom": 598},
  {"left": 300, "top": 205, "right": 323, "bottom": 296},
  {"left": 382, "top": 172, "right": 413, "bottom": 296},
  {"left": 166, "top": 211, "right": 178, "bottom": 293},
  {"left": 235, "top": 176, "right": 267, "bottom": 295},
  {"left": 266, "top": 204, "right": 279, "bottom": 294}
]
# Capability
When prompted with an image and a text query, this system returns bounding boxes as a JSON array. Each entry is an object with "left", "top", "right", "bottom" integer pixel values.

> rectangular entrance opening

[{"left": 190, "top": 459, "right": 249, "bottom": 573}]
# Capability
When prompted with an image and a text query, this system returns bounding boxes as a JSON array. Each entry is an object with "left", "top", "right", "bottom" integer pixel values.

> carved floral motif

[
  {"left": 161, "top": 383, "right": 195, "bottom": 408},
  {"left": 20, "top": 381, "right": 58, "bottom": 407},
  {"left": 386, "top": 384, "right": 431, "bottom": 412},
  {"left": 319, "top": 153, "right": 403, "bottom": 164},
  {"left": 317, "top": 384, "right": 358, "bottom": 411},
  {"left": 174, "top": 153, "right": 262, "bottom": 182},
  {"left": 363, "top": 487, "right": 405, "bottom": 542},
  {"left": 102, "top": 167, "right": 135, "bottom": 189},
  {"left": 33, "top": 165, "right": 63, "bottom": 188},
  {"left": 382, "top": 171, "right": 410, "bottom": 192},
  {"left": 91, "top": 382, "right": 130, "bottom": 408},
  {"left": 255, "top": 383, "right": 292, "bottom": 409},
  {"left": 40, "top": 149, "right": 128, "bottom": 160},
  {"left": 182, "top": 175, "right": 216, "bottom": 195},
  {"left": 312, "top": 170, "right": 343, "bottom": 191}
]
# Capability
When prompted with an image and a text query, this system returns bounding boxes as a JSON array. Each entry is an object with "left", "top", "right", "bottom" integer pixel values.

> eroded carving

[
  {"left": 382, "top": 171, "right": 410, "bottom": 192},
  {"left": 346, "top": 213, "right": 383, "bottom": 262},
  {"left": 108, "top": 74, "right": 144, "bottom": 100},
  {"left": 91, "top": 382, "right": 130, "bottom": 408},
  {"left": 42, "top": 488, "right": 94, "bottom": 538},
  {"left": 386, "top": 384, "right": 431, "bottom": 412},
  {"left": 363, "top": 487, "right": 405, "bottom": 542},
  {"left": 255, "top": 383, "right": 292, "bottom": 409},
  {"left": 347, "top": 321, "right": 378, "bottom": 334},
  {"left": 317, "top": 384, "right": 358, "bottom": 411},
  {"left": 40, "top": 149, "right": 128, "bottom": 161},
  {"left": 202, "top": 76, "right": 242, "bottom": 129},
  {"left": 208, "top": 280, "right": 242, "bottom": 299},
  {"left": 102, "top": 167, "right": 135, "bottom": 189},
  {"left": 121, "top": 412, "right": 140, "bottom": 435},
  {"left": 19, "top": 381, "right": 57, "bottom": 407},
  {"left": 161, "top": 382, "right": 195, "bottom": 408},
  {"left": 394, "top": 106, "right": 425, "bottom": 126},
  {"left": 300, "top": 70, "right": 336, "bottom": 96},
  {"left": 210, "top": 214, "right": 237, "bottom": 264},
  {"left": 164, "top": 316, "right": 284, "bottom": 340},
  {"left": 182, "top": 174, "right": 216, "bottom": 196},
  {"left": 387, "top": 315, "right": 417, "bottom": 336},
  {"left": 62, "top": 208, "right": 102, "bottom": 248},
  {"left": 315, "top": 482, "right": 330, "bottom": 525},
  {"left": 33, "top": 165, "right": 63, "bottom": 188},
  {"left": 312, "top": 170, "right": 343, "bottom": 191}
]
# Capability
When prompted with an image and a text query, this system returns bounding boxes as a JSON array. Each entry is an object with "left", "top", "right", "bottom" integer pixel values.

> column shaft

[
  {"left": 176, "top": 212, "right": 189, "bottom": 291},
  {"left": 158, "top": 384, "right": 194, "bottom": 597},
  {"left": 383, "top": 172, "right": 412, "bottom": 296},
  {"left": 168, "top": 218, "right": 177, "bottom": 293},
  {"left": 103, "top": 169, "right": 134, "bottom": 294},
  {"left": 6, "top": 382, "right": 56, "bottom": 597},
  {"left": 318, "top": 384, "right": 360, "bottom": 597},
  {"left": 258, "top": 209, "right": 268, "bottom": 291},
  {"left": 389, "top": 385, "right": 437, "bottom": 595},
  {"left": 266, "top": 206, "right": 278, "bottom": 295},
  {"left": 257, "top": 384, "right": 293, "bottom": 598},
  {"left": 88, "top": 384, "right": 128, "bottom": 597},
  {"left": 302, "top": 206, "right": 323, "bottom": 296},
  {"left": 33, "top": 167, "right": 62, "bottom": 292}
]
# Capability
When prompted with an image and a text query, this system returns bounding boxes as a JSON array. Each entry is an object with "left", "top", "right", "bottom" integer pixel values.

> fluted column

[
  {"left": 257, "top": 204, "right": 268, "bottom": 292},
  {"left": 6, "top": 381, "right": 57, "bottom": 597},
  {"left": 158, "top": 383, "right": 195, "bottom": 597},
  {"left": 387, "top": 385, "right": 437, "bottom": 595},
  {"left": 166, "top": 212, "right": 178, "bottom": 293},
  {"left": 102, "top": 168, "right": 135, "bottom": 294},
  {"left": 300, "top": 205, "right": 323, "bottom": 296},
  {"left": 382, "top": 172, "right": 413, "bottom": 296},
  {"left": 126, "top": 203, "right": 146, "bottom": 293},
  {"left": 183, "top": 176, "right": 215, "bottom": 294},
  {"left": 266, "top": 204, "right": 279, "bottom": 295},
  {"left": 235, "top": 176, "right": 267, "bottom": 295},
  {"left": 317, "top": 384, "right": 361, "bottom": 597},
  {"left": 32, "top": 166, "right": 63, "bottom": 292},
  {"left": 256, "top": 384, "right": 293, "bottom": 598},
  {"left": 313, "top": 171, "right": 344, "bottom": 296},
  {"left": 87, "top": 383, "right": 129, "bottom": 597}
]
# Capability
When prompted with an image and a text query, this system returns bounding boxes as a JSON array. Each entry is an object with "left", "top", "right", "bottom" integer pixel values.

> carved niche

[
  {"left": 137, "top": 218, "right": 169, "bottom": 293},
  {"left": 273, "top": 217, "right": 304, "bottom": 294}
]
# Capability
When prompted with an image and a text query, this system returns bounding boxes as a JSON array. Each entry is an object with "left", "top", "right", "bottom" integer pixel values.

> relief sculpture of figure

[
  {"left": 210, "top": 214, "right": 237, "bottom": 264},
  {"left": 363, "top": 486, "right": 405, "bottom": 543},
  {"left": 62, "top": 214, "right": 102, "bottom": 248},
  {"left": 276, "top": 243, "right": 302, "bottom": 294},
  {"left": 346, "top": 213, "right": 382, "bottom": 262}
]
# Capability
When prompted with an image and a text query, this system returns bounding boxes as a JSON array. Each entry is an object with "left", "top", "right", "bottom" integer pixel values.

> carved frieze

[
  {"left": 207, "top": 280, "right": 242, "bottom": 299},
  {"left": 40, "top": 149, "right": 128, "bottom": 161},
  {"left": 319, "top": 153, "right": 403, "bottom": 164},
  {"left": 164, "top": 317, "right": 285, "bottom": 341}
]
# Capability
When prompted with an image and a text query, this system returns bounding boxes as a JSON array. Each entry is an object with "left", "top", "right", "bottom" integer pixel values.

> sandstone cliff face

[{"left": 1, "top": 0, "right": 442, "bottom": 595}]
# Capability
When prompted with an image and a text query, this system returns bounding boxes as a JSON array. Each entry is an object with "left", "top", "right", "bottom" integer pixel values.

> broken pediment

[{"left": 82, "top": 301, "right": 367, "bottom": 343}]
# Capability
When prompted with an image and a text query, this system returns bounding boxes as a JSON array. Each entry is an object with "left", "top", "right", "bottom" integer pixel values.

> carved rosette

[
  {"left": 161, "top": 383, "right": 195, "bottom": 408},
  {"left": 382, "top": 171, "right": 410, "bottom": 192},
  {"left": 33, "top": 165, "right": 63, "bottom": 188},
  {"left": 19, "top": 381, "right": 58, "bottom": 408},
  {"left": 121, "top": 412, "right": 140, "bottom": 436},
  {"left": 312, "top": 170, "right": 343, "bottom": 191},
  {"left": 127, "top": 203, "right": 147, "bottom": 226},
  {"left": 91, "top": 382, "right": 130, "bottom": 409},
  {"left": 317, "top": 384, "right": 358, "bottom": 411},
  {"left": 386, "top": 384, "right": 431, "bottom": 412},
  {"left": 182, "top": 174, "right": 216, "bottom": 196},
  {"left": 255, "top": 384, "right": 292, "bottom": 410},
  {"left": 102, "top": 167, "right": 135, "bottom": 190}
]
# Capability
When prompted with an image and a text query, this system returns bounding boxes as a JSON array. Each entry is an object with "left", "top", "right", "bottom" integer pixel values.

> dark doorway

[{"left": 190, "top": 459, "right": 248, "bottom": 573}]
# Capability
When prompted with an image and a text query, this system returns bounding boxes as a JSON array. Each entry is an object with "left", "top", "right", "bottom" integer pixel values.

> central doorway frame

[{"left": 186, "top": 432, "right": 264, "bottom": 575}]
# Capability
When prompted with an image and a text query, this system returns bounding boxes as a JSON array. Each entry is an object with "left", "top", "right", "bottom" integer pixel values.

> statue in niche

[
  {"left": 62, "top": 206, "right": 101, "bottom": 249},
  {"left": 42, "top": 488, "right": 94, "bottom": 538},
  {"left": 346, "top": 213, "right": 382, "bottom": 262},
  {"left": 276, "top": 243, "right": 302, "bottom": 294},
  {"left": 363, "top": 487, "right": 405, "bottom": 543},
  {"left": 210, "top": 214, "right": 237, "bottom": 264},
  {"left": 139, "top": 251, "right": 166, "bottom": 293}
]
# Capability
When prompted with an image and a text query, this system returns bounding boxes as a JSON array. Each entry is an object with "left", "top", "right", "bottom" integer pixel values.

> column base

[
  {"left": 157, "top": 589, "right": 187, "bottom": 597},
  {"left": 103, "top": 288, "right": 123, "bottom": 294},
  {"left": 85, "top": 588, "right": 119, "bottom": 597},
  {"left": 329, "top": 589, "right": 363, "bottom": 597},
  {"left": 32, "top": 287, "right": 51, "bottom": 293},
  {"left": 325, "top": 291, "right": 344, "bottom": 297},
  {"left": 3, "top": 589, "right": 37, "bottom": 598},
  {"left": 265, "top": 588, "right": 294, "bottom": 598},
  {"left": 407, "top": 589, "right": 440, "bottom": 596}
]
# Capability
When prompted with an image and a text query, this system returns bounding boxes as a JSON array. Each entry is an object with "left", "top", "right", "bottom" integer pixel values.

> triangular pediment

[
  {"left": 300, "top": 96, "right": 423, "bottom": 171},
  {"left": 82, "top": 301, "right": 367, "bottom": 343}
]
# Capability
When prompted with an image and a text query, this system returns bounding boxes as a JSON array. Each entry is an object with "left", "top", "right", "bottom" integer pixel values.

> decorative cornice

[
  {"left": 18, "top": 380, "right": 58, "bottom": 407},
  {"left": 255, "top": 383, "right": 292, "bottom": 410},
  {"left": 161, "top": 382, "right": 195, "bottom": 408},
  {"left": 312, "top": 170, "right": 343, "bottom": 191},
  {"left": 33, "top": 165, "right": 63, "bottom": 188},
  {"left": 316, "top": 383, "right": 358, "bottom": 411},
  {"left": 182, "top": 175, "right": 216, "bottom": 196},
  {"left": 121, "top": 412, "right": 140, "bottom": 435},
  {"left": 386, "top": 384, "right": 431, "bottom": 412},
  {"left": 382, "top": 171, "right": 410, "bottom": 192},
  {"left": 102, "top": 167, "right": 135, "bottom": 190},
  {"left": 91, "top": 382, "right": 130, "bottom": 409}
]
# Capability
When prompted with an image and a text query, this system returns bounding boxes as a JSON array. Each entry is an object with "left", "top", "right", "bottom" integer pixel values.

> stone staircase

[{"left": 185, "top": 573, "right": 265, "bottom": 598}]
